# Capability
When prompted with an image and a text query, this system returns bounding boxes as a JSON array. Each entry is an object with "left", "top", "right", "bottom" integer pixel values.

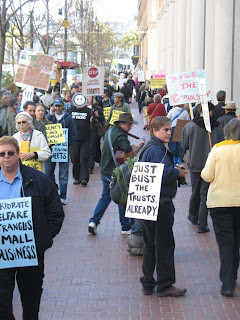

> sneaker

[
  {"left": 88, "top": 222, "right": 97, "bottom": 235},
  {"left": 81, "top": 180, "right": 88, "bottom": 186},
  {"left": 121, "top": 229, "right": 131, "bottom": 235},
  {"left": 60, "top": 198, "right": 67, "bottom": 205},
  {"left": 73, "top": 180, "right": 80, "bottom": 185}
]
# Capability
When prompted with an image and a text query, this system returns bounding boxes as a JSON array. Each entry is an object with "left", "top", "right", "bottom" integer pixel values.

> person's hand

[
  {"left": 94, "top": 110, "right": 99, "bottom": 117},
  {"left": 20, "top": 152, "right": 35, "bottom": 161},
  {"left": 49, "top": 106, "right": 55, "bottom": 116},
  {"left": 90, "top": 116, "right": 93, "bottom": 123},
  {"left": 177, "top": 166, "right": 187, "bottom": 178}
]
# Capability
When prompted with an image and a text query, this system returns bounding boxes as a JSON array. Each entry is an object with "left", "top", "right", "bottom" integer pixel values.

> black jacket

[{"left": 19, "top": 163, "right": 64, "bottom": 253}]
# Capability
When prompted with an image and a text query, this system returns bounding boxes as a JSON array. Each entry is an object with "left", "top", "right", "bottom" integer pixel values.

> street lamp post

[{"left": 63, "top": 0, "right": 67, "bottom": 83}]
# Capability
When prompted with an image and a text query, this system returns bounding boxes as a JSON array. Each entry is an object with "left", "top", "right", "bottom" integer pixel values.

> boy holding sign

[{"left": 139, "top": 116, "right": 187, "bottom": 297}]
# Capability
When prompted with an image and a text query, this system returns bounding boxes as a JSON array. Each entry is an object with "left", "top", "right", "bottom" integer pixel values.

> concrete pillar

[
  {"left": 166, "top": 0, "right": 175, "bottom": 73},
  {"left": 213, "top": 0, "right": 233, "bottom": 102},
  {"left": 173, "top": 0, "right": 178, "bottom": 72},
  {"left": 190, "top": 0, "right": 205, "bottom": 70},
  {"left": 205, "top": 0, "right": 215, "bottom": 102},
  {"left": 176, "top": 0, "right": 186, "bottom": 72},
  {"left": 185, "top": 0, "right": 191, "bottom": 70},
  {"left": 233, "top": 0, "right": 240, "bottom": 107},
  {"left": 157, "top": 15, "right": 163, "bottom": 72},
  {"left": 161, "top": 9, "right": 167, "bottom": 73}
]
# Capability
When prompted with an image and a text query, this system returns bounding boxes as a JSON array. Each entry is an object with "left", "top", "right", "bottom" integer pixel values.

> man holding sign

[
  {"left": 0, "top": 136, "right": 64, "bottom": 320},
  {"left": 139, "top": 116, "right": 187, "bottom": 297},
  {"left": 107, "top": 92, "right": 131, "bottom": 126}
]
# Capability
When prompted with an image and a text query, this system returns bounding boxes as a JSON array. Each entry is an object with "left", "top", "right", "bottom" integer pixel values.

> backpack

[{"left": 108, "top": 129, "right": 159, "bottom": 207}]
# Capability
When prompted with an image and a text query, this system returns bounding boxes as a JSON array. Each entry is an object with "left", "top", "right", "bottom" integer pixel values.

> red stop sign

[{"left": 88, "top": 67, "right": 98, "bottom": 78}]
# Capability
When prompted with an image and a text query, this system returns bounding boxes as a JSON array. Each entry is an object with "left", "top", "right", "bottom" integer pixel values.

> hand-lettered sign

[
  {"left": 109, "top": 110, "right": 134, "bottom": 126},
  {"left": 0, "top": 197, "right": 38, "bottom": 269},
  {"left": 46, "top": 124, "right": 65, "bottom": 145},
  {"left": 125, "top": 162, "right": 164, "bottom": 221},
  {"left": 22, "top": 148, "right": 41, "bottom": 171},
  {"left": 150, "top": 78, "right": 166, "bottom": 89},
  {"left": 51, "top": 128, "right": 68, "bottom": 162},
  {"left": 103, "top": 107, "right": 111, "bottom": 120},
  {"left": 166, "top": 69, "right": 211, "bottom": 106}
]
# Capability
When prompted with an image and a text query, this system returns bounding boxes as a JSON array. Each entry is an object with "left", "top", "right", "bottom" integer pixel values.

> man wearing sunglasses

[{"left": 0, "top": 136, "right": 64, "bottom": 320}]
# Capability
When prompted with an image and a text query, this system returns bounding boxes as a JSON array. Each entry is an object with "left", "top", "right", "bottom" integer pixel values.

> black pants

[
  {"left": 89, "top": 134, "right": 100, "bottom": 170},
  {"left": 210, "top": 207, "right": 240, "bottom": 291},
  {"left": 0, "top": 254, "right": 44, "bottom": 320},
  {"left": 140, "top": 201, "right": 176, "bottom": 292},
  {"left": 70, "top": 139, "right": 90, "bottom": 182},
  {"left": 189, "top": 171, "right": 209, "bottom": 229}
]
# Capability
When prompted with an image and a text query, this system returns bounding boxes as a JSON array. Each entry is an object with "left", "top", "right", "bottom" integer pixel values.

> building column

[
  {"left": 185, "top": 0, "right": 192, "bottom": 70},
  {"left": 176, "top": 0, "right": 186, "bottom": 72},
  {"left": 160, "top": 9, "right": 167, "bottom": 73},
  {"left": 166, "top": 0, "right": 175, "bottom": 73},
  {"left": 157, "top": 14, "right": 163, "bottom": 72},
  {"left": 213, "top": 0, "right": 234, "bottom": 102},
  {"left": 173, "top": 0, "right": 178, "bottom": 72},
  {"left": 190, "top": 0, "right": 205, "bottom": 70}
]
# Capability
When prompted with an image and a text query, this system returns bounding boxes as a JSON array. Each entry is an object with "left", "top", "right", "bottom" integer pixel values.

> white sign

[
  {"left": 82, "top": 66, "right": 104, "bottom": 96},
  {"left": 20, "top": 86, "right": 34, "bottom": 111},
  {"left": 125, "top": 162, "right": 164, "bottom": 221},
  {"left": 52, "top": 128, "right": 68, "bottom": 162},
  {"left": 138, "top": 70, "right": 145, "bottom": 82},
  {"left": 117, "top": 78, "right": 127, "bottom": 89},
  {"left": 77, "top": 74, "right": 83, "bottom": 82},
  {"left": 199, "top": 78, "right": 211, "bottom": 132},
  {"left": 0, "top": 197, "right": 38, "bottom": 269}
]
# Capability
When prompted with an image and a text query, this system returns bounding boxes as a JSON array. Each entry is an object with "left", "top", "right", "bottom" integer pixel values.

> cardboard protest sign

[
  {"left": 172, "top": 120, "right": 190, "bottom": 142},
  {"left": 109, "top": 110, "right": 135, "bottom": 126},
  {"left": 150, "top": 78, "right": 166, "bottom": 89},
  {"left": 46, "top": 124, "right": 65, "bottom": 145},
  {"left": 103, "top": 107, "right": 112, "bottom": 120},
  {"left": 22, "top": 148, "right": 41, "bottom": 171},
  {"left": 82, "top": 66, "right": 104, "bottom": 96},
  {"left": 0, "top": 197, "right": 38, "bottom": 269},
  {"left": 51, "top": 128, "right": 68, "bottom": 163},
  {"left": 166, "top": 69, "right": 211, "bottom": 106},
  {"left": 125, "top": 162, "right": 164, "bottom": 221},
  {"left": 14, "top": 51, "right": 55, "bottom": 91}
]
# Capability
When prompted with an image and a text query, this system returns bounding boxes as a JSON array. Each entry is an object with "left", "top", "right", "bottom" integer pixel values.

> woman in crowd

[
  {"left": 35, "top": 103, "right": 52, "bottom": 125},
  {"left": 201, "top": 118, "right": 240, "bottom": 297},
  {"left": 167, "top": 104, "right": 190, "bottom": 164},
  {"left": 63, "top": 90, "right": 71, "bottom": 103},
  {"left": 6, "top": 98, "right": 18, "bottom": 136},
  {"left": 147, "top": 94, "right": 166, "bottom": 128},
  {"left": 13, "top": 112, "right": 51, "bottom": 172},
  {"left": 140, "top": 116, "right": 187, "bottom": 297}
]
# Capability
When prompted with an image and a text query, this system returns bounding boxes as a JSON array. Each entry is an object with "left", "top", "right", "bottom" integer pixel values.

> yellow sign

[
  {"left": 46, "top": 124, "right": 65, "bottom": 145},
  {"left": 103, "top": 107, "right": 112, "bottom": 120},
  {"left": 22, "top": 148, "right": 41, "bottom": 171},
  {"left": 20, "top": 141, "right": 30, "bottom": 153},
  {"left": 61, "top": 20, "right": 70, "bottom": 28},
  {"left": 109, "top": 110, "right": 134, "bottom": 125},
  {"left": 150, "top": 78, "right": 166, "bottom": 89},
  {"left": 145, "top": 109, "right": 151, "bottom": 122}
]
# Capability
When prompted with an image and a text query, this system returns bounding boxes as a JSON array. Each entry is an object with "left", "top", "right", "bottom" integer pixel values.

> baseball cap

[{"left": 54, "top": 98, "right": 64, "bottom": 106}]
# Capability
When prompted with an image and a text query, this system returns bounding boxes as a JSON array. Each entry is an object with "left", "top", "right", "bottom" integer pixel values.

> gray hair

[{"left": 224, "top": 118, "right": 240, "bottom": 140}]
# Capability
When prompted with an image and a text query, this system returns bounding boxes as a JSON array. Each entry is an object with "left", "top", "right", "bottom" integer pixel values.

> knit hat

[{"left": 16, "top": 112, "right": 33, "bottom": 124}]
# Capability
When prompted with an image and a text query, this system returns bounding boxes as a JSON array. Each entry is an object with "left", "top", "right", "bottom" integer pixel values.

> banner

[
  {"left": 22, "top": 148, "right": 41, "bottom": 171},
  {"left": 51, "top": 128, "right": 68, "bottom": 162},
  {"left": 0, "top": 197, "right": 38, "bottom": 269},
  {"left": 14, "top": 50, "right": 55, "bottom": 91},
  {"left": 103, "top": 107, "right": 111, "bottom": 120},
  {"left": 125, "top": 162, "right": 164, "bottom": 221},
  {"left": 166, "top": 69, "right": 211, "bottom": 106},
  {"left": 82, "top": 66, "right": 104, "bottom": 96},
  {"left": 150, "top": 78, "right": 166, "bottom": 89},
  {"left": 46, "top": 124, "right": 65, "bottom": 145}
]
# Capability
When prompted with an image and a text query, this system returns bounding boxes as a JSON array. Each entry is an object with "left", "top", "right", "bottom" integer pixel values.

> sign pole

[
  {"left": 189, "top": 103, "right": 194, "bottom": 120},
  {"left": 91, "top": 96, "right": 94, "bottom": 129},
  {"left": 208, "top": 132, "right": 212, "bottom": 149}
]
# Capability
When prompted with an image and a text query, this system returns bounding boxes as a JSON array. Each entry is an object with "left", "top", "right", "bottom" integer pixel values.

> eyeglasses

[
  {"left": 17, "top": 121, "right": 27, "bottom": 124},
  {"left": 0, "top": 151, "right": 15, "bottom": 157}
]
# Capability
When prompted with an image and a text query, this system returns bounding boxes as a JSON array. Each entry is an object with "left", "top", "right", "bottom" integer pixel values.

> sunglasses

[
  {"left": 0, "top": 151, "right": 15, "bottom": 157},
  {"left": 17, "top": 121, "right": 27, "bottom": 124}
]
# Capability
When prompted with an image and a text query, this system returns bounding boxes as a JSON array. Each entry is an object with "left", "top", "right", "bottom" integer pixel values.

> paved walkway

[{"left": 13, "top": 103, "right": 240, "bottom": 319}]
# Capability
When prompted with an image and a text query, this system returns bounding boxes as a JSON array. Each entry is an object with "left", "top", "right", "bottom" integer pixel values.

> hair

[
  {"left": 0, "top": 136, "right": 19, "bottom": 152},
  {"left": 150, "top": 116, "right": 171, "bottom": 137},
  {"left": 216, "top": 90, "right": 226, "bottom": 102},
  {"left": 23, "top": 101, "right": 36, "bottom": 110},
  {"left": 53, "top": 91, "right": 61, "bottom": 99},
  {"left": 224, "top": 118, "right": 240, "bottom": 140},
  {"left": 198, "top": 101, "right": 215, "bottom": 115},
  {"left": 35, "top": 103, "right": 47, "bottom": 121},
  {"left": 47, "top": 87, "right": 52, "bottom": 94},
  {"left": 104, "top": 89, "right": 111, "bottom": 97},
  {"left": 17, "top": 90, "right": 23, "bottom": 98},
  {"left": 16, "top": 114, "right": 33, "bottom": 131},
  {"left": 7, "top": 98, "right": 18, "bottom": 114},
  {"left": 153, "top": 94, "right": 162, "bottom": 103},
  {"left": 33, "top": 94, "right": 40, "bottom": 104}
]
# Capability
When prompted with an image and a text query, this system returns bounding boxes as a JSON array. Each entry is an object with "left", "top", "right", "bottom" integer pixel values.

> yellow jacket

[{"left": 201, "top": 140, "right": 240, "bottom": 208}]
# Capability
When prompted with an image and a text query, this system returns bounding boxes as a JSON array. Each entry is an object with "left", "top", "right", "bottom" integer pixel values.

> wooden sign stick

[
  {"left": 189, "top": 103, "right": 194, "bottom": 120},
  {"left": 91, "top": 96, "right": 94, "bottom": 129},
  {"left": 208, "top": 132, "right": 212, "bottom": 149}
]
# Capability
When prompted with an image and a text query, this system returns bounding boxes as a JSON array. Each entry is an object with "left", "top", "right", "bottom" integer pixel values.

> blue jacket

[
  {"left": 140, "top": 136, "right": 178, "bottom": 198},
  {"left": 46, "top": 112, "right": 77, "bottom": 146}
]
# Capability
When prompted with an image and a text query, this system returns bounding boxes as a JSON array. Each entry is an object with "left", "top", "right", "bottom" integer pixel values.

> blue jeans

[
  {"left": 45, "top": 158, "right": 69, "bottom": 200},
  {"left": 89, "top": 174, "right": 131, "bottom": 231}
]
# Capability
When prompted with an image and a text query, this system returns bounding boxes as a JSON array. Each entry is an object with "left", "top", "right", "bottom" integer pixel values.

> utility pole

[{"left": 63, "top": 0, "right": 67, "bottom": 83}]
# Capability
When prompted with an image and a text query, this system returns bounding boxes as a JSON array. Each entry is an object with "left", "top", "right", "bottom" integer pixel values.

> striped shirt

[{"left": 0, "top": 166, "right": 22, "bottom": 200}]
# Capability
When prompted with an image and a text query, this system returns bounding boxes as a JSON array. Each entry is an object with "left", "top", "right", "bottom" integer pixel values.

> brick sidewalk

[{"left": 13, "top": 103, "right": 240, "bottom": 319}]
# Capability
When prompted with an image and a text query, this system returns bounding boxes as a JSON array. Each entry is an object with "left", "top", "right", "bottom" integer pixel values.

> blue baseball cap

[{"left": 54, "top": 98, "right": 64, "bottom": 106}]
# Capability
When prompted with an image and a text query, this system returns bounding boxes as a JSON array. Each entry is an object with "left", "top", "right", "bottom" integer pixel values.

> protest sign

[
  {"left": 20, "top": 86, "right": 34, "bottom": 111},
  {"left": 14, "top": 51, "right": 55, "bottom": 91},
  {"left": 109, "top": 110, "right": 135, "bottom": 125},
  {"left": 166, "top": 69, "right": 211, "bottom": 106},
  {"left": 52, "top": 128, "right": 68, "bottom": 162},
  {"left": 0, "top": 197, "right": 38, "bottom": 269},
  {"left": 82, "top": 66, "right": 104, "bottom": 96},
  {"left": 77, "top": 74, "right": 82, "bottom": 82},
  {"left": 22, "top": 148, "right": 41, "bottom": 171},
  {"left": 117, "top": 79, "right": 127, "bottom": 89},
  {"left": 138, "top": 71, "right": 145, "bottom": 82},
  {"left": 172, "top": 120, "right": 190, "bottom": 142},
  {"left": 125, "top": 162, "right": 164, "bottom": 221},
  {"left": 46, "top": 124, "right": 65, "bottom": 145},
  {"left": 145, "top": 109, "right": 151, "bottom": 122},
  {"left": 150, "top": 78, "right": 166, "bottom": 89},
  {"left": 103, "top": 107, "right": 112, "bottom": 120},
  {"left": 198, "top": 78, "right": 211, "bottom": 133}
]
